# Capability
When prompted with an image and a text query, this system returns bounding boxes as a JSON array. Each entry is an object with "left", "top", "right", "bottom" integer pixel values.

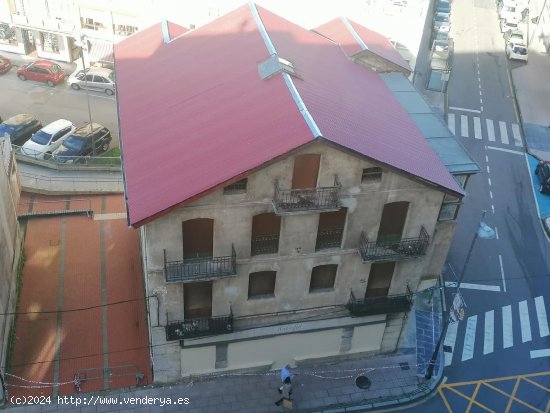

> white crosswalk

[
  {"left": 447, "top": 113, "right": 523, "bottom": 147},
  {"left": 443, "top": 296, "right": 550, "bottom": 367}
]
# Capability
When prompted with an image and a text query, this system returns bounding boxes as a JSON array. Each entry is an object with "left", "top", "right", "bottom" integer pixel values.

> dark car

[
  {"left": 0, "top": 55, "right": 11, "bottom": 74},
  {"left": 51, "top": 123, "right": 112, "bottom": 163},
  {"left": 17, "top": 59, "right": 65, "bottom": 87},
  {"left": 0, "top": 114, "right": 43, "bottom": 146},
  {"left": 535, "top": 161, "right": 550, "bottom": 194}
]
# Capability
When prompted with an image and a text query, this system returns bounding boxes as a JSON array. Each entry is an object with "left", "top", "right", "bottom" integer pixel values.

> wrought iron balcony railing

[
  {"left": 163, "top": 245, "right": 237, "bottom": 283},
  {"left": 251, "top": 234, "right": 279, "bottom": 256},
  {"left": 165, "top": 314, "right": 233, "bottom": 341},
  {"left": 273, "top": 175, "right": 341, "bottom": 214},
  {"left": 346, "top": 287, "right": 413, "bottom": 317},
  {"left": 315, "top": 228, "right": 344, "bottom": 251},
  {"left": 358, "top": 226, "right": 430, "bottom": 262}
]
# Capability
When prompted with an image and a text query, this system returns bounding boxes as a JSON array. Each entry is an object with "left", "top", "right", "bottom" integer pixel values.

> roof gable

[{"left": 313, "top": 17, "right": 411, "bottom": 73}]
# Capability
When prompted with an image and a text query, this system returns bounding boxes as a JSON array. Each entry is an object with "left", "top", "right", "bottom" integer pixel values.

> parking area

[{"left": 6, "top": 193, "right": 151, "bottom": 399}]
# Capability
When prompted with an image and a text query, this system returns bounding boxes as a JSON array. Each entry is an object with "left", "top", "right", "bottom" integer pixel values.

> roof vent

[{"left": 258, "top": 54, "right": 300, "bottom": 80}]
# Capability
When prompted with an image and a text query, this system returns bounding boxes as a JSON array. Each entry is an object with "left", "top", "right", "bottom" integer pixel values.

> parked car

[
  {"left": 437, "top": 0, "right": 451, "bottom": 13},
  {"left": 434, "top": 20, "right": 450, "bottom": 32},
  {"left": 504, "top": 29, "right": 525, "bottom": 43},
  {"left": 500, "top": 18, "right": 519, "bottom": 33},
  {"left": 535, "top": 161, "right": 550, "bottom": 194},
  {"left": 506, "top": 42, "right": 528, "bottom": 61},
  {"left": 68, "top": 67, "right": 116, "bottom": 95},
  {"left": 16, "top": 60, "right": 65, "bottom": 87},
  {"left": 0, "top": 114, "right": 42, "bottom": 146},
  {"left": 0, "top": 55, "right": 11, "bottom": 74},
  {"left": 21, "top": 119, "right": 75, "bottom": 159},
  {"left": 51, "top": 123, "right": 112, "bottom": 163},
  {"left": 434, "top": 12, "right": 451, "bottom": 23}
]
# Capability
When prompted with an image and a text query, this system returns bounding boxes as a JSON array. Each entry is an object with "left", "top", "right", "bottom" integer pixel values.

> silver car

[{"left": 68, "top": 67, "right": 116, "bottom": 95}]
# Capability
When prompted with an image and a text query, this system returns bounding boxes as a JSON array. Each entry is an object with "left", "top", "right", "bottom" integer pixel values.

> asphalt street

[{"left": 0, "top": 67, "right": 119, "bottom": 148}]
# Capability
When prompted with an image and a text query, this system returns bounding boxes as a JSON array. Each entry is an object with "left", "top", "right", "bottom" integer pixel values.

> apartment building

[
  {"left": 0, "top": 138, "right": 21, "bottom": 401},
  {"left": 115, "top": 4, "right": 478, "bottom": 381}
]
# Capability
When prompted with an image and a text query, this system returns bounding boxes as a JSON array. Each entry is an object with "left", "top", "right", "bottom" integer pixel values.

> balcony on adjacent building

[
  {"left": 163, "top": 245, "right": 236, "bottom": 283},
  {"left": 251, "top": 234, "right": 279, "bottom": 256},
  {"left": 346, "top": 288, "right": 413, "bottom": 317},
  {"left": 272, "top": 175, "right": 341, "bottom": 214},
  {"left": 165, "top": 314, "right": 234, "bottom": 340},
  {"left": 358, "top": 226, "right": 430, "bottom": 262}
]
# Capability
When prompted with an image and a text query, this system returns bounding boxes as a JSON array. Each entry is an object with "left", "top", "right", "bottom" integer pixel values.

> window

[
  {"left": 361, "top": 167, "right": 382, "bottom": 183},
  {"left": 438, "top": 194, "right": 461, "bottom": 221},
  {"left": 248, "top": 271, "right": 276, "bottom": 298},
  {"left": 223, "top": 178, "right": 247, "bottom": 195},
  {"left": 309, "top": 265, "right": 337, "bottom": 292}
]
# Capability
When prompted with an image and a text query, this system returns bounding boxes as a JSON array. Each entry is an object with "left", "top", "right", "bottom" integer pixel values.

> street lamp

[
  {"left": 74, "top": 34, "right": 95, "bottom": 156},
  {"left": 424, "top": 210, "right": 495, "bottom": 380}
]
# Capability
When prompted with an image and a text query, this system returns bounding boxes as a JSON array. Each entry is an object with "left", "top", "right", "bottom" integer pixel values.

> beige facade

[
  {"left": 142, "top": 139, "right": 458, "bottom": 382},
  {"left": 0, "top": 139, "right": 21, "bottom": 400}
]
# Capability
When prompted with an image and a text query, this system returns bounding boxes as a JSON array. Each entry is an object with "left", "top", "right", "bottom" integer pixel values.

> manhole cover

[{"left": 355, "top": 375, "right": 371, "bottom": 389}]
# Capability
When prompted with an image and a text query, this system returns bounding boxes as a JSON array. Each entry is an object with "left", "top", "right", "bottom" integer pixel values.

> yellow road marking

[{"left": 438, "top": 371, "right": 550, "bottom": 413}]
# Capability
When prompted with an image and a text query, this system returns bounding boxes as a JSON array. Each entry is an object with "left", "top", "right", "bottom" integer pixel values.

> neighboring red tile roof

[
  {"left": 115, "top": 4, "right": 462, "bottom": 227},
  {"left": 313, "top": 17, "right": 411, "bottom": 73}
]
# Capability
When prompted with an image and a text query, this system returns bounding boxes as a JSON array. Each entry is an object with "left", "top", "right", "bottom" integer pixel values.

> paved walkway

[{"left": 5, "top": 193, "right": 150, "bottom": 403}]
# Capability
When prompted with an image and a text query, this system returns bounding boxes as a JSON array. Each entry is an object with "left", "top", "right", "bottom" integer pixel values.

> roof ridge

[
  {"left": 248, "top": 2, "right": 321, "bottom": 138},
  {"left": 340, "top": 17, "right": 369, "bottom": 52}
]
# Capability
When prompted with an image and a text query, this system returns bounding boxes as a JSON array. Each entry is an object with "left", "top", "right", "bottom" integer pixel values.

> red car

[
  {"left": 0, "top": 55, "right": 11, "bottom": 74},
  {"left": 17, "top": 60, "right": 65, "bottom": 87}
]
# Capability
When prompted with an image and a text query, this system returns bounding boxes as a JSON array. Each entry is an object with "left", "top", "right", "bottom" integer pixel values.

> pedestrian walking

[
  {"left": 279, "top": 364, "right": 292, "bottom": 392},
  {"left": 275, "top": 376, "right": 292, "bottom": 407}
]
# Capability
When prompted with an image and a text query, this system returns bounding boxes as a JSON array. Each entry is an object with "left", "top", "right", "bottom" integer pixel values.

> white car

[
  {"left": 500, "top": 18, "right": 519, "bottom": 33},
  {"left": 506, "top": 42, "right": 528, "bottom": 62},
  {"left": 68, "top": 67, "right": 116, "bottom": 96},
  {"left": 21, "top": 119, "right": 75, "bottom": 159},
  {"left": 434, "top": 21, "right": 450, "bottom": 32}
]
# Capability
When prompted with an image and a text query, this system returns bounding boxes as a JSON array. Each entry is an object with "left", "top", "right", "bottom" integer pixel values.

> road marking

[
  {"left": 488, "top": 177, "right": 492, "bottom": 186},
  {"left": 495, "top": 226, "right": 499, "bottom": 240},
  {"left": 511, "top": 123, "right": 522, "bottom": 147},
  {"left": 444, "top": 321, "right": 459, "bottom": 366},
  {"left": 486, "top": 119, "right": 495, "bottom": 141},
  {"left": 444, "top": 281, "right": 500, "bottom": 292},
  {"left": 502, "top": 305, "right": 513, "bottom": 349},
  {"left": 486, "top": 165, "right": 490, "bottom": 173},
  {"left": 530, "top": 349, "right": 550, "bottom": 358},
  {"left": 484, "top": 310, "right": 494, "bottom": 355},
  {"left": 447, "top": 113, "right": 456, "bottom": 135},
  {"left": 487, "top": 146, "right": 524, "bottom": 155},
  {"left": 449, "top": 106, "right": 481, "bottom": 113},
  {"left": 461, "top": 115, "right": 469, "bottom": 137},
  {"left": 491, "top": 204, "right": 495, "bottom": 214},
  {"left": 499, "top": 121, "right": 509, "bottom": 144},
  {"left": 499, "top": 254, "right": 506, "bottom": 292},
  {"left": 462, "top": 316, "right": 477, "bottom": 361},
  {"left": 489, "top": 190, "right": 493, "bottom": 199},
  {"left": 535, "top": 296, "right": 549, "bottom": 337},
  {"left": 518, "top": 300, "right": 532, "bottom": 343},
  {"left": 473, "top": 117, "right": 482, "bottom": 139}
]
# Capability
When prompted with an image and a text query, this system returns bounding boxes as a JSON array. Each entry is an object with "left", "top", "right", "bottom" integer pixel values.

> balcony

[
  {"left": 315, "top": 228, "right": 343, "bottom": 251},
  {"left": 251, "top": 234, "right": 279, "bottom": 256},
  {"left": 346, "top": 288, "right": 413, "bottom": 317},
  {"left": 163, "top": 245, "right": 236, "bottom": 283},
  {"left": 272, "top": 175, "right": 341, "bottom": 215},
  {"left": 358, "top": 226, "right": 430, "bottom": 262},
  {"left": 165, "top": 314, "right": 233, "bottom": 341}
]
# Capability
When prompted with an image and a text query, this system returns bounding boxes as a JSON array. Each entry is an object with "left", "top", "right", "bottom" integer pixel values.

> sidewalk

[
  {"left": 2, "top": 290, "right": 444, "bottom": 412},
  {"left": 0, "top": 50, "right": 78, "bottom": 75}
]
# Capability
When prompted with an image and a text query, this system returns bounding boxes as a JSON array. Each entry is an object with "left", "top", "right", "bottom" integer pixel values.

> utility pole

[{"left": 425, "top": 210, "right": 495, "bottom": 380}]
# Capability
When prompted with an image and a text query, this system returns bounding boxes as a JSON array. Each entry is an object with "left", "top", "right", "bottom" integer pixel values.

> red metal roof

[
  {"left": 313, "top": 17, "right": 411, "bottom": 73},
  {"left": 115, "top": 5, "right": 462, "bottom": 227}
]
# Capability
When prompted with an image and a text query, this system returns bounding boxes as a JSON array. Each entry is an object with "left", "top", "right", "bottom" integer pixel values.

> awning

[{"left": 87, "top": 39, "right": 114, "bottom": 65}]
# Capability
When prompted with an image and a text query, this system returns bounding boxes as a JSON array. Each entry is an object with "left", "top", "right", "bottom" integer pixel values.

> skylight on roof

[{"left": 258, "top": 54, "right": 300, "bottom": 80}]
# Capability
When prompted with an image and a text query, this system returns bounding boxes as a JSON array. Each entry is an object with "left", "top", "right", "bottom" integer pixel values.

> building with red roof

[{"left": 114, "top": 3, "right": 477, "bottom": 381}]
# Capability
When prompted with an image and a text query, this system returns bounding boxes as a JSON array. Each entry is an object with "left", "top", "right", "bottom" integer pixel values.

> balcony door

[
  {"left": 251, "top": 213, "right": 281, "bottom": 255},
  {"left": 292, "top": 154, "right": 320, "bottom": 189},
  {"left": 377, "top": 202, "right": 409, "bottom": 243},
  {"left": 182, "top": 218, "right": 213, "bottom": 259},
  {"left": 184, "top": 281, "right": 212, "bottom": 319},
  {"left": 365, "top": 262, "right": 395, "bottom": 298}
]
